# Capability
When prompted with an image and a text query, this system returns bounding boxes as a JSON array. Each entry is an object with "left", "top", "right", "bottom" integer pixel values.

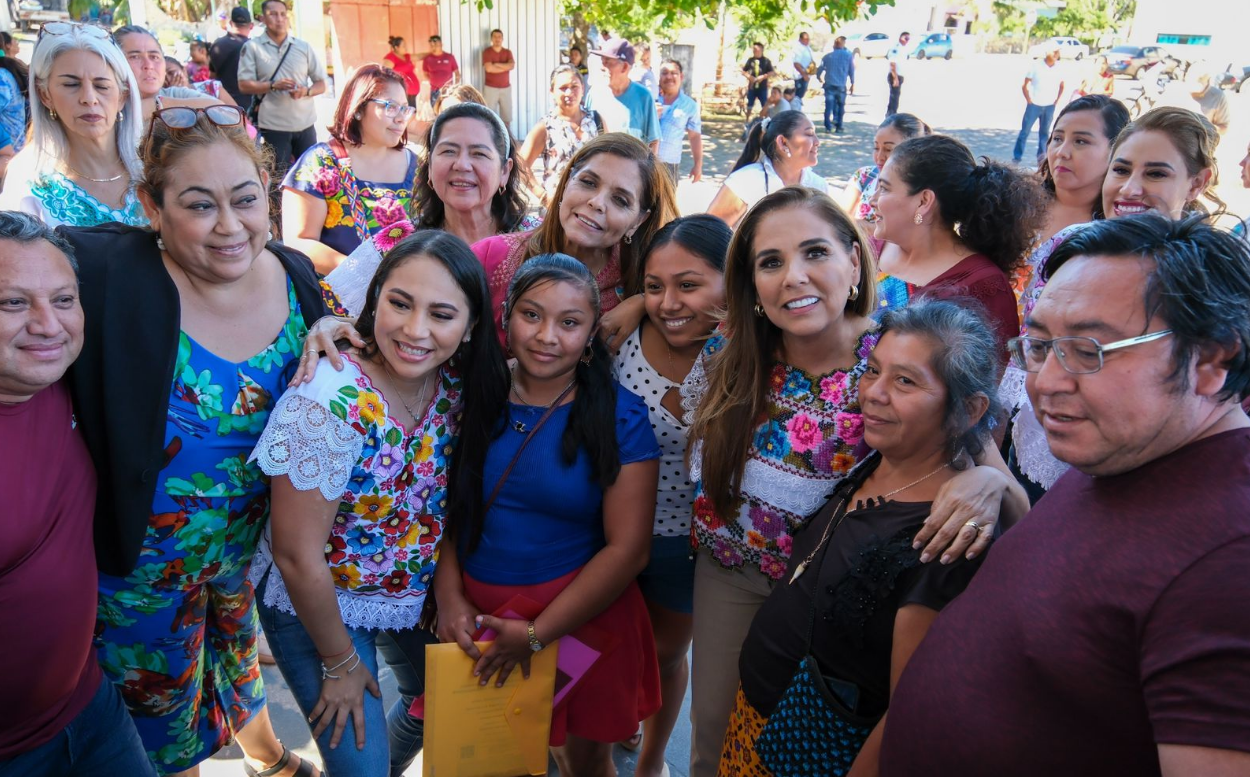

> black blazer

[{"left": 61, "top": 223, "right": 332, "bottom": 577}]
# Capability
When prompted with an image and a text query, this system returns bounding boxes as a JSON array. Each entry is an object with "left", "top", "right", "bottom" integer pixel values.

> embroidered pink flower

[
  {"left": 759, "top": 554, "right": 787, "bottom": 580},
  {"left": 777, "top": 533, "right": 793, "bottom": 556},
  {"left": 786, "top": 413, "right": 823, "bottom": 453},
  {"left": 835, "top": 411, "right": 864, "bottom": 446},
  {"left": 313, "top": 166, "right": 340, "bottom": 198},
  {"left": 373, "top": 218, "right": 415, "bottom": 253},
  {"left": 819, "top": 371, "right": 849, "bottom": 404},
  {"left": 371, "top": 196, "right": 407, "bottom": 228},
  {"left": 355, "top": 377, "right": 368, "bottom": 388}
]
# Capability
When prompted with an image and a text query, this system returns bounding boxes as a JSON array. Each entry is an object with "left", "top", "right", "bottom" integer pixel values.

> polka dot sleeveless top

[{"left": 611, "top": 327, "right": 695, "bottom": 537}]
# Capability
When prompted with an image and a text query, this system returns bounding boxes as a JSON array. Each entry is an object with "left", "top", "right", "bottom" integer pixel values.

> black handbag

[
  {"left": 754, "top": 496, "right": 882, "bottom": 777},
  {"left": 245, "top": 41, "right": 294, "bottom": 127}
]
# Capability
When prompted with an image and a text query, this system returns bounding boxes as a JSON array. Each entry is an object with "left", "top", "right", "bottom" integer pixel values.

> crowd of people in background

[{"left": 3, "top": 10, "right": 1250, "bottom": 777}]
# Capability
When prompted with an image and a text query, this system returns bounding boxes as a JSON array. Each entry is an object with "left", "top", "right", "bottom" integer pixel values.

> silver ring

[{"left": 964, "top": 520, "right": 980, "bottom": 533}]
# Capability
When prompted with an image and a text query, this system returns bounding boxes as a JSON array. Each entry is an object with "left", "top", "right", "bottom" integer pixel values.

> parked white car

[
  {"left": 1029, "top": 36, "right": 1090, "bottom": 60},
  {"left": 845, "top": 32, "right": 895, "bottom": 59}
]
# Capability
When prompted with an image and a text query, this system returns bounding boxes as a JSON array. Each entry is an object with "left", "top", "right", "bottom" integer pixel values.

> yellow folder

[{"left": 422, "top": 640, "right": 559, "bottom": 777}]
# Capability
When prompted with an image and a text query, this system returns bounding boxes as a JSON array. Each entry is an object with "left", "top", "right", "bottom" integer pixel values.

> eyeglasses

[
  {"left": 1006, "top": 330, "right": 1174, "bottom": 375},
  {"left": 39, "top": 21, "right": 110, "bottom": 41},
  {"left": 369, "top": 99, "right": 415, "bottom": 120},
  {"left": 152, "top": 104, "right": 246, "bottom": 130}
]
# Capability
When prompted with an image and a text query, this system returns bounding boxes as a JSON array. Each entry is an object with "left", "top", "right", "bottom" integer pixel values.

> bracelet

[{"left": 321, "top": 647, "right": 358, "bottom": 680}]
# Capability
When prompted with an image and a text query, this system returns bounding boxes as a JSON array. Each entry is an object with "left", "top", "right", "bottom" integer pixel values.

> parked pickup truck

[{"left": 17, "top": 0, "right": 70, "bottom": 32}]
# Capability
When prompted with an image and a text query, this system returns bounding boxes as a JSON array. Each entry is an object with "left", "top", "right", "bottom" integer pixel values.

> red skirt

[{"left": 463, "top": 568, "right": 662, "bottom": 746}]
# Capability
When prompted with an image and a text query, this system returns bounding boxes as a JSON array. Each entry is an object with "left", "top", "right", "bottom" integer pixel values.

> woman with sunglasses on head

[
  {"left": 282, "top": 65, "right": 418, "bottom": 274},
  {"left": 59, "top": 105, "right": 330, "bottom": 777},
  {"left": 0, "top": 21, "right": 147, "bottom": 227},
  {"left": 612, "top": 214, "right": 730, "bottom": 777},
  {"left": 435, "top": 253, "right": 663, "bottom": 777},
  {"left": 1004, "top": 106, "right": 1223, "bottom": 498},
  {"left": 249, "top": 230, "right": 507, "bottom": 777}
]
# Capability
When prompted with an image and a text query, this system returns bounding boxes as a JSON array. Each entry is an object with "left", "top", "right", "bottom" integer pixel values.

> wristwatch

[{"left": 526, "top": 620, "right": 544, "bottom": 653}]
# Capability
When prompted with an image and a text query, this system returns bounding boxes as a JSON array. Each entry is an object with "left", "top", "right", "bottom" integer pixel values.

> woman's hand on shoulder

[
  {"left": 288, "top": 316, "right": 366, "bottom": 387},
  {"left": 914, "top": 465, "right": 1007, "bottom": 564},
  {"left": 600, "top": 294, "right": 645, "bottom": 353}
]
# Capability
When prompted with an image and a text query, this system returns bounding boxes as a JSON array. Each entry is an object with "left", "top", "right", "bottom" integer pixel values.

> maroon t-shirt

[
  {"left": 482, "top": 46, "right": 513, "bottom": 88},
  {"left": 422, "top": 52, "right": 459, "bottom": 91},
  {"left": 0, "top": 381, "right": 101, "bottom": 759},
  {"left": 919, "top": 253, "right": 1019, "bottom": 354},
  {"left": 880, "top": 429, "right": 1250, "bottom": 776}
]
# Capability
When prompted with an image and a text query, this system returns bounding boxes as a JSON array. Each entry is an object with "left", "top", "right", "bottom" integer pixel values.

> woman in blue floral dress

[
  {"left": 63, "top": 110, "right": 331, "bottom": 775},
  {"left": 250, "top": 230, "right": 507, "bottom": 776},
  {"left": 282, "top": 65, "right": 419, "bottom": 274}
]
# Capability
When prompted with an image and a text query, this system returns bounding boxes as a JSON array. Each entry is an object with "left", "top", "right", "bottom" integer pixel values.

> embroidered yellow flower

[
  {"left": 325, "top": 198, "right": 346, "bottom": 228},
  {"left": 329, "top": 563, "right": 361, "bottom": 588},
  {"left": 357, "top": 390, "right": 383, "bottom": 425},
  {"left": 353, "top": 494, "right": 393, "bottom": 519},
  {"left": 398, "top": 521, "right": 426, "bottom": 548}
]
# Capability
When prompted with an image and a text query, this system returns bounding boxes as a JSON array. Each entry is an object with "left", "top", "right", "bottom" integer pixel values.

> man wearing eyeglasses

[
  {"left": 237, "top": 0, "right": 327, "bottom": 179},
  {"left": 879, "top": 214, "right": 1250, "bottom": 777}
]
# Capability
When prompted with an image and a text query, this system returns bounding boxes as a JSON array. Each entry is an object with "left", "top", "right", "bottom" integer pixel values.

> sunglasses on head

[
  {"left": 144, "top": 104, "right": 247, "bottom": 148},
  {"left": 39, "top": 21, "right": 111, "bottom": 41}
]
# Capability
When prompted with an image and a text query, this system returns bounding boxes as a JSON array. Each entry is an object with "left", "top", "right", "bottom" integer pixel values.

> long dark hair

[
  {"left": 355, "top": 231, "right": 508, "bottom": 536},
  {"left": 888, "top": 134, "right": 1046, "bottom": 273},
  {"left": 1038, "top": 94, "right": 1129, "bottom": 219},
  {"left": 448, "top": 253, "right": 618, "bottom": 553},
  {"left": 733, "top": 110, "right": 810, "bottom": 172},
  {"left": 411, "top": 102, "right": 529, "bottom": 234}
]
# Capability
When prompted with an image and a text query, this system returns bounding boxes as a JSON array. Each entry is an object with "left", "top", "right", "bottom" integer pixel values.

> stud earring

[
  {"left": 156, "top": 234, "right": 166, "bottom": 251},
  {"left": 267, "top": 229, "right": 274, "bottom": 242},
  {"left": 848, "top": 284, "right": 859, "bottom": 301},
  {"left": 354, "top": 112, "right": 362, "bottom": 120},
  {"left": 118, "top": 109, "right": 124, "bottom": 122},
  {"left": 913, "top": 212, "right": 924, "bottom": 225},
  {"left": 754, "top": 303, "right": 765, "bottom": 317}
]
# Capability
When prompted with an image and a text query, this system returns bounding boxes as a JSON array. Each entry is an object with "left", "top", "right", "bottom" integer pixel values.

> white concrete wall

[
  {"left": 1131, "top": 0, "right": 1247, "bottom": 64},
  {"left": 436, "top": 0, "right": 558, "bottom": 138}
]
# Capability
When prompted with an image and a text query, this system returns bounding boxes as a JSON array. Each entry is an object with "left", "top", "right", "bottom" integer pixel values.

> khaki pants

[
  {"left": 483, "top": 84, "right": 513, "bottom": 126},
  {"left": 689, "top": 553, "right": 774, "bottom": 777}
]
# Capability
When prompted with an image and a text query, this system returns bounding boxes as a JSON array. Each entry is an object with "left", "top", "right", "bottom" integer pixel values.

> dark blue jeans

[
  {"left": 257, "top": 574, "right": 435, "bottom": 777},
  {"left": 824, "top": 86, "right": 847, "bottom": 130},
  {"left": 794, "top": 76, "right": 809, "bottom": 101},
  {"left": 0, "top": 676, "right": 157, "bottom": 777},
  {"left": 1013, "top": 102, "right": 1055, "bottom": 163}
]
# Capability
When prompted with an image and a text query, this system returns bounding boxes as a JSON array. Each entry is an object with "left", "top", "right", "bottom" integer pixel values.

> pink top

[{"left": 472, "top": 229, "right": 624, "bottom": 346}]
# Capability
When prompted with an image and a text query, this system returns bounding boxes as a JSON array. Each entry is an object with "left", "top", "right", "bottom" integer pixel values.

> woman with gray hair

[
  {"left": 0, "top": 22, "right": 146, "bottom": 227},
  {"left": 720, "top": 298, "right": 1000, "bottom": 776}
]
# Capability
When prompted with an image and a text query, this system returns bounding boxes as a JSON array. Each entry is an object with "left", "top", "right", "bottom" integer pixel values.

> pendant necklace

[
  {"left": 789, "top": 460, "right": 953, "bottom": 585},
  {"left": 384, "top": 364, "right": 432, "bottom": 425},
  {"left": 510, "top": 367, "right": 576, "bottom": 433}
]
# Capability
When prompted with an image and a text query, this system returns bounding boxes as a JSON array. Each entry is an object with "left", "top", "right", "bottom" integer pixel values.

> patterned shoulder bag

[
  {"left": 753, "top": 494, "right": 882, "bottom": 777},
  {"left": 328, "top": 139, "right": 372, "bottom": 245}
]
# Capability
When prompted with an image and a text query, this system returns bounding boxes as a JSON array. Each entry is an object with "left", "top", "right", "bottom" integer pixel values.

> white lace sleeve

[
  {"left": 324, "top": 237, "right": 384, "bottom": 317},
  {"left": 249, "top": 393, "right": 365, "bottom": 501},
  {"left": 680, "top": 349, "right": 711, "bottom": 427}
]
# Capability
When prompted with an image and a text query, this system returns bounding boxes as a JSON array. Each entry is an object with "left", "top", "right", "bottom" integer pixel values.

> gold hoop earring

[
  {"left": 754, "top": 303, "right": 765, "bottom": 317},
  {"left": 913, "top": 212, "right": 924, "bottom": 225},
  {"left": 49, "top": 109, "right": 58, "bottom": 121},
  {"left": 623, "top": 233, "right": 633, "bottom": 245},
  {"left": 498, "top": 184, "right": 505, "bottom": 195},
  {"left": 581, "top": 344, "right": 594, "bottom": 365},
  {"left": 848, "top": 284, "right": 859, "bottom": 302}
]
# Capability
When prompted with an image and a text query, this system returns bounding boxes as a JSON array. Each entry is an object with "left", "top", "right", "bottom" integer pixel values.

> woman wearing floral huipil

[
  {"left": 682, "top": 187, "right": 1025, "bottom": 777},
  {"left": 249, "top": 231, "right": 507, "bottom": 776}
]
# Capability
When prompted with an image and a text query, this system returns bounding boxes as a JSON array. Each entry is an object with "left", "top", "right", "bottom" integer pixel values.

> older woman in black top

[
  {"left": 719, "top": 300, "right": 1001, "bottom": 777},
  {"left": 61, "top": 105, "right": 326, "bottom": 776}
]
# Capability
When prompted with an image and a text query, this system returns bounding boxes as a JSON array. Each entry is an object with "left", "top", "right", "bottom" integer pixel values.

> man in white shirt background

[
  {"left": 1013, "top": 45, "right": 1065, "bottom": 164},
  {"left": 886, "top": 31, "right": 910, "bottom": 116},
  {"left": 790, "top": 31, "right": 816, "bottom": 110}
]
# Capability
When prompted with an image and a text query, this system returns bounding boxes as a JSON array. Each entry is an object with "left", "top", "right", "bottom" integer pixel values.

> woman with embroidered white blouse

[
  {"left": 248, "top": 231, "right": 508, "bottom": 775},
  {"left": 705, "top": 111, "right": 829, "bottom": 229},
  {"left": 610, "top": 215, "right": 730, "bottom": 777}
]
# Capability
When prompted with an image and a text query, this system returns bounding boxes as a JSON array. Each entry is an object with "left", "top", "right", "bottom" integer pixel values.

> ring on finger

[{"left": 963, "top": 520, "right": 980, "bottom": 533}]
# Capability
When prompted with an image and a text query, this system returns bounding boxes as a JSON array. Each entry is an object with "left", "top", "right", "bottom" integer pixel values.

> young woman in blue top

[{"left": 434, "top": 253, "right": 663, "bottom": 777}]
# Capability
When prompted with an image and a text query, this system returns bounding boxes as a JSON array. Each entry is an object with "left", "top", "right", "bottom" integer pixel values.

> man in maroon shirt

[
  {"left": 880, "top": 214, "right": 1250, "bottom": 777},
  {"left": 482, "top": 28, "right": 515, "bottom": 126},
  {"left": 422, "top": 34, "right": 460, "bottom": 106},
  {"left": 0, "top": 213, "right": 155, "bottom": 777}
]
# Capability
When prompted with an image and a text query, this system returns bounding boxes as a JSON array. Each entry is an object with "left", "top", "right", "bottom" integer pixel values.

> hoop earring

[
  {"left": 498, "top": 184, "right": 505, "bottom": 195},
  {"left": 581, "top": 344, "right": 594, "bottom": 365},
  {"left": 49, "top": 109, "right": 58, "bottom": 121},
  {"left": 754, "top": 303, "right": 765, "bottom": 317},
  {"left": 623, "top": 233, "right": 633, "bottom": 245},
  {"left": 913, "top": 212, "right": 924, "bottom": 225},
  {"left": 848, "top": 284, "right": 859, "bottom": 302}
]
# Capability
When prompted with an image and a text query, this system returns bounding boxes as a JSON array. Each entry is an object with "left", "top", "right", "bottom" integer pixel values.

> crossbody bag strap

[
  {"left": 328, "top": 139, "right": 371, "bottom": 244},
  {"left": 482, "top": 381, "right": 577, "bottom": 514},
  {"left": 250, "top": 41, "right": 294, "bottom": 116}
]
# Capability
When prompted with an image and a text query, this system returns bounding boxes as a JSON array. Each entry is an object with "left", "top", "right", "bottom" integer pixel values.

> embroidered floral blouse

[
  {"left": 248, "top": 354, "right": 462, "bottom": 631},
  {"left": 0, "top": 170, "right": 148, "bottom": 229},
  {"left": 848, "top": 165, "right": 880, "bottom": 222},
  {"left": 683, "top": 328, "right": 879, "bottom": 580},
  {"left": 283, "top": 142, "right": 418, "bottom": 257}
]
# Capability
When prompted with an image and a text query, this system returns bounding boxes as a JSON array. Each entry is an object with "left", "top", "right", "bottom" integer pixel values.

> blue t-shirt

[
  {"left": 587, "top": 81, "right": 660, "bottom": 145},
  {"left": 463, "top": 382, "right": 661, "bottom": 585}
]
